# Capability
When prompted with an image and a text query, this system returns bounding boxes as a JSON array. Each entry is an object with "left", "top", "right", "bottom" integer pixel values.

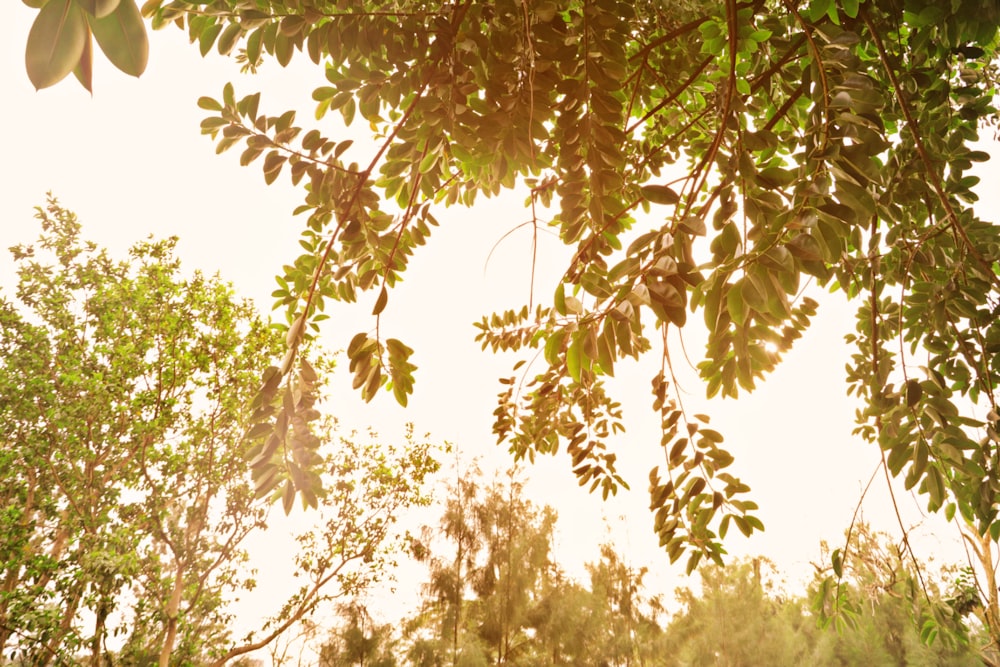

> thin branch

[
  {"left": 207, "top": 554, "right": 361, "bottom": 667},
  {"left": 626, "top": 55, "right": 713, "bottom": 135},
  {"left": 283, "top": 0, "right": 474, "bottom": 373}
]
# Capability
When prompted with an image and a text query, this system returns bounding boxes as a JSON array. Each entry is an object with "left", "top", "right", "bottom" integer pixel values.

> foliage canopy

[{"left": 18, "top": 0, "right": 1000, "bottom": 572}]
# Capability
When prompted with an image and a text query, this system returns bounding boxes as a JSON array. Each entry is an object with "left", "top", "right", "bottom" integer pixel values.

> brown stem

[
  {"left": 207, "top": 555, "right": 360, "bottom": 667},
  {"left": 282, "top": 1, "right": 478, "bottom": 373},
  {"left": 626, "top": 55, "right": 713, "bottom": 134}
]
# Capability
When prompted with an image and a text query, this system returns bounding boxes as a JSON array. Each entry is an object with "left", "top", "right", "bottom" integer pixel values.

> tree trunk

[
  {"left": 89, "top": 596, "right": 110, "bottom": 667},
  {"left": 981, "top": 533, "right": 1000, "bottom": 667},
  {"left": 37, "top": 580, "right": 83, "bottom": 667},
  {"left": 159, "top": 559, "right": 186, "bottom": 667}
]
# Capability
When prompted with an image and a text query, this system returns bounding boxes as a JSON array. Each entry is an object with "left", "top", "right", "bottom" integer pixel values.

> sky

[{"left": 1, "top": 3, "right": 991, "bottom": 653}]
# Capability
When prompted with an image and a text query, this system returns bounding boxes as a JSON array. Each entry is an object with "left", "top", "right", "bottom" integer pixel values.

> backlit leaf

[
  {"left": 87, "top": 0, "right": 147, "bottom": 77},
  {"left": 25, "top": 0, "right": 88, "bottom": 90},
  {"left": 641, "top": 184, "right": 680, "bottom": 205},
  {"left": 78, "top": 0, "right": 119, "bottom": 17}
]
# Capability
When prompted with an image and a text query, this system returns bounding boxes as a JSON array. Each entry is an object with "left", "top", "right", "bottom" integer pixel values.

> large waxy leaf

[
  {"left": 78, "top": 0, "right": 120, "bottom": 18},
  {"left": 25, "top": 0, "right": 88, "bottom": 90},
  {"left": 87, "top": 0, "right": 147, "bottom": 77},
  {"left": 72, "top": 27, "right": 93, "bottom": 93}
]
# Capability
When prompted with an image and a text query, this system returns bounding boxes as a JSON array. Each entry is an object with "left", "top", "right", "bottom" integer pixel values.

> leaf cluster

[{"left": 23, "top": 0, "right": 148, "bottom": 91}]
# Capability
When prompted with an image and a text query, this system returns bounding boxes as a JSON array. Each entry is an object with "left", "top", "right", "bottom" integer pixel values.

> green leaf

[
  {"left": 757, "top": 167, "right": 795, "bottom": 189},
  {"left": 25, "top": 0, "right": 89, "bottom": 90},
  {"left": 641, "top": 184, "right": 680, "bottom": 205},
  {"left": 566, "top": 335, "right": 582, "bottom": 382},
  {"left": 72, "top": 27, "right": 93, "bottom": 92},
  {"left": 254, "top": 466, "right": 280, "bottom": 499},
  {"left": 198, "top": 22, "right": 222, "bottom": 57},
  {"left": 217, "top": 22, "right": 242, "bottom": 56},
  {"left": 991, "top": 521, "right": 1000, "bottom": 542},
  {"left": 87, "top": 0, "right": 147, "bottom": 77},
  {"left": 78, "top": 0, "right": 119, "bottom": 18},
  {"left": 554, "top": 283, "right": 567, "bottom": 316},
  {"left": 727, "top": 283, "right": 747, "bottom": 326},
  {"left": 341, "top": 96, "right": 356, "bottom": 126}
]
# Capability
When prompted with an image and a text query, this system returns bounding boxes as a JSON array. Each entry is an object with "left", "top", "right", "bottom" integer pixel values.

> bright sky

[{"left": 2, "top": 4, "right": 990, "bottom": 652}]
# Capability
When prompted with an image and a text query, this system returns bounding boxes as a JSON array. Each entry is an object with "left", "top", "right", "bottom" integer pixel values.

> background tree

[
  {"left": 17, "top": 0, "right": 1000, "bottom": 599},
  {"left": 409, "top": 461, "right": 484, "bottom": 666},
  {"left": 956, "top": 524, "right": 1000, "bottom": 664},
  {"left": 661, "top": 543, "right": 983, "bottom": 667},
  {"left": 808, "top": 522, "right": 983, "bottom": 666},
  {"left": 319, "top": 603, "right": 398, "bottom": 667},
  {"left": 524, "top": 570, "right": 604, "bottom": 666},
  {"left": 0, "top": 198, "right": 440, "bottom": 665},
  {"left": 361, "top": 489, "right": 989, "bottom": 665},
  {"left": 403, "top": 466, "right": 678, "bottom": 666},
  {"left": 470, "top": 472, "right": 557, "bottom": 665},
  {"left": 663, "top": 558, "right": 812, "bottom": 666},
  {"left": 0, "top": 197, "right": 279, "bottom": 664},
  {"left": 405, "top": 467, "right": 559, "bottom": 667},
  {"left": 583, "top": 544, "right": 668, "bottom": 667},
  {"left": 199, "top": 424, "right": 439, "bottom": 667}
]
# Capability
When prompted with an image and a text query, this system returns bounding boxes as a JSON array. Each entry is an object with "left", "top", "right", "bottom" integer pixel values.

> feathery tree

[{"left": 406, "top": 468, "right": 557, "bottom": 666}]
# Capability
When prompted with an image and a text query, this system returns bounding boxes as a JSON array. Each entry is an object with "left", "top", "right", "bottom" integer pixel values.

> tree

[
  {"left": 807, "top": 523, "right": 983, "bottom": 666},
  {"left": 319, "top": 603, "right": 398, "bottom": 667},
  {"left": 17, "top": 0, "right": 1000, "bottom": 575},
  {"left": 661, "top": 548, "right": 985, "bottom": 667},
  {"left": 955, "top": 524, "right": 1000, "bottom": 665},
  {"left": 408, "top": 460, "right": 485, "bottom": 667},
  {"left": 406, "top": 466, "right": 560, "bottom": 667},
  {"left": 0, "top": 197, "right": 280, "bottom": 664},
  {"left": 0, "top": 198, "right": 440, "bottom": 665},
  {"left": 404, "top": 467, "right": 676, "bottom": 666},
  {"left": 470, "top": 473, "right": 557, "bottom": 665},
  {"left": 170, "top": 423, "right": 439, "bottom": 667},
  {"left": 526, "top": 570, "right": 606, "bottom": 666},
  {"left": 583, "top": 544, "right": 668, "bottom": 667},
  {"left": 354, "top": 477, "right": 990, "bottom": 665},
  {"left": 663, "top": 558, "right": 812, "bottom": 666}
]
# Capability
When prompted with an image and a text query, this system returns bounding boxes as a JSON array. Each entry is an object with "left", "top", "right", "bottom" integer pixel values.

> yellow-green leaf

[
  {"left": 566, "top": 336, "right": 582, "bottom": 382},
  {"left": 25, "top": 0, "right": 89, "bottom": 90},
  {"left": 88, "top": 0, "right": 147, "bottom": 77}
]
